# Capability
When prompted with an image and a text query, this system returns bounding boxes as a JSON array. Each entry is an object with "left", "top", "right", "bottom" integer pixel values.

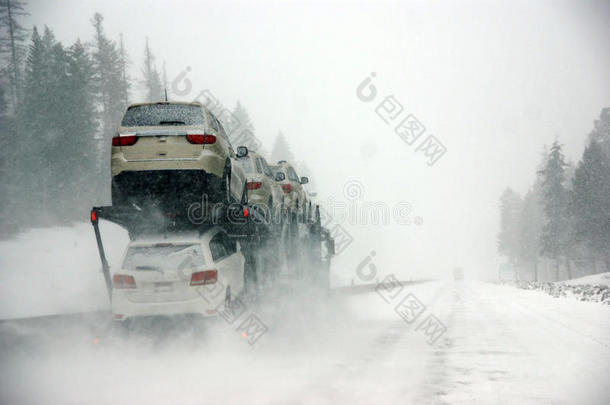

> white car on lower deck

[{"left": 111, "top": 227, "right": 245, "bottom": 321}]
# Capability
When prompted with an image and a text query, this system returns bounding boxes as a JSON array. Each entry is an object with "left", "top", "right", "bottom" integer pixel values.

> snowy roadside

[
  {"left": 0, "top": 222, "right": 129, "bottom": 320},
  {"left": 0, "top": 222, "right": 353, "bottom": 321}
]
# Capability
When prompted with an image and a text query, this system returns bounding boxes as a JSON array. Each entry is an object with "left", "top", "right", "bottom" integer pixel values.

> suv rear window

[
  {"left": 237, "top": 156, "right": 254, "bottom": 174},
  {"left": 123, "top": 244, "right": 205, "bottom": 270},
  {"left": 270, "top": 165, "right": 285, "bottom": 178},
  {"left": 286, "top": 167, "right": 300, "bottom": 182},
  {"left": 260, "top": 158, "right": 274, "bottom": 178},
  {"left": 255, "top": 158, "right": 264, "bottom": 174},
  {"left": 121, "top": 104, "right": 206, "bottom": 127}
]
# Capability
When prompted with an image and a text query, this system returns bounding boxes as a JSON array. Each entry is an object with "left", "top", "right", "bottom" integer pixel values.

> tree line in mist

[
  {"left": 0, "top": 1, "right": 305, "bottom": 237},
  {"left": 498, "top": 108, "right": 610, "bottom": 281}
]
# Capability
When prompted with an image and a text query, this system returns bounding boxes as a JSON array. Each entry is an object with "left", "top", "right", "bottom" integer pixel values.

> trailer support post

[{"left": 90, "top": 208, "right": 113, "bottom": 301}]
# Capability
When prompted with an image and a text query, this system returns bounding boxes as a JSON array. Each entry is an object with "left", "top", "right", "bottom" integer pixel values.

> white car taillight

[
  {"left": 190, "top": 270, "right": 218, "bottom": 286},
  {"left": 113, "top": 274, "right": 136, "bottom": 289}
]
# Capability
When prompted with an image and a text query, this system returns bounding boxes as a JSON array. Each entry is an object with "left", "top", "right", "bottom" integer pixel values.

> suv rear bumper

[{"left": 111, "top": 150, "right": 224, "bottom": 178}]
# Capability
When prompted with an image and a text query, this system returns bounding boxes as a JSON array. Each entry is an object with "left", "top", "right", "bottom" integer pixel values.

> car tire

[
  {"left": 308, "top": 201, "right": 312, "bottom": 222},
  {"left": 267, "top": 197, "right": 273, "bottom": 223},
  {"left": 111, "top": 180, "right": 125, "bottom": 207},
  {"left": 110, "top": 319, "right": 130, "bottom": 338},
  {"left": 223, "top": 162, "right": 232, "bottom": 204}
]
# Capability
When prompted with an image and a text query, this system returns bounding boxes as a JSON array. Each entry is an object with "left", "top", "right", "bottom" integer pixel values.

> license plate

[{"left": 154, "top": 282, "right": 173, "bottom": 293}]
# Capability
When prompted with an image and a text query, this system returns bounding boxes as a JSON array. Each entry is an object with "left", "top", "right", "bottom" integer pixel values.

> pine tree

[
  {"left": 539, "top": 140, "right": 570, "bottom": 280},
  {"left": 47, "top": 35, "right": 69, "bottom": 135},
  {"left": 91, "top": 13, "right": 125, "bottom": 139},
  {"left": 0, "top": 0, "right": 28, "bottom": 109},
  {"left": 517, "top": 187, "right": 544, "bottom": 281},
  {"left": 224, "top": 101, "right": 259, "bottom": 149},
  {"left": 589, "top": 108, "right": 610, "bottom": 159},
  {"left": 0, "top": 81, "right": 6, "bottom": 118},
  {"left": 36, "top": 27, "right": 73, "bottom": 218},
  {"left": 117, "top": 33, "right": 130, "bottom": 106},
  {"left": 91, "top": 13, "right": 128, "bottom": 194},
  {"left": 270, "top": 131, "right": 295, "bottom": 164},
  {"left": 20, "top": 26, "right": 54, "bottom": 142},
  {"left": 47, "top": 37, "right": 77, "bottom": 217},
  {"left": 141, "top": 37, "right": 163, "bottom": 101},
  {"left": 65, "top": 39, "right": 97, "bottom": 153},
  {"left": 497, "top": 188, "right": 523, "bottom": 269},
  {"left": 17, "top": 26, "right": 58, "bottom": 219},
  {"left": 0, "top": 81, "right": 9, "bottom": 234},
  {"left": 571, "top": 140, "right": 610, "bottom": 272},
  {"left": 63, "top": 38, "right": 98, "bottom": 210},
  {"left": 228, "top": 101, "right": 253, "bottom": 133}
]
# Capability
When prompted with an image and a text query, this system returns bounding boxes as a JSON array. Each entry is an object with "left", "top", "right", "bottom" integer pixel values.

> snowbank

[
  {"left": 516, "top": 279, "right": 610, "bottom": 305},
  {"left": 560, "top": 272, "right": 610, "bottom": 286}
]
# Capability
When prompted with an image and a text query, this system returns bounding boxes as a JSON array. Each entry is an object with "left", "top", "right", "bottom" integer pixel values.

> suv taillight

[
  {"left": 281, "top": 184, "right": 292, "bottom": 194},
  {"left": 113, "top": 274, "right": 136, "bottom": 289},
  {"left": 247, "top": 181, "right": 262, "bottom": 190},
  {"left": 190, "top": 270, "right": 217, "bottom": 286},
  {"left": 186, "top": 134, "right": 216, "bottom": 144},
  {"left": 112, "top": 135, "right": 138, "bottom": 146}
]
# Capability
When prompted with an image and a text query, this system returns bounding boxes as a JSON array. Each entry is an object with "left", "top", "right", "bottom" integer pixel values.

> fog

[
  {"left": 18, "top": 0, "right": 608, "bottom": 279},
  {"left": 2, "top": 1, "right": 610, "bottom": 403}
]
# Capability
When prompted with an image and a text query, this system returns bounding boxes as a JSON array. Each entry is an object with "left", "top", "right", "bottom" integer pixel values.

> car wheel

[
  {"left": 267, "top": 197, "right": 273, "bottom": 223},
  {"left": 223, "top": 162, "right": 232, "bottom": 204},
  {"left": 111, "top": 180, "right": 125, "bottom": 207},
  {"left": 110, "top": 319, "right": 130, "bottom": 338},
  {"left": 308, "top": 201, "right": 312, "bottom": 222}
]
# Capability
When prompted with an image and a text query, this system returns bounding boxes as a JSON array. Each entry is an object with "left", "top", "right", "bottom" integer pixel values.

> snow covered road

[{"left": 1, "top": 280, "right": 608, "bottom": 404}]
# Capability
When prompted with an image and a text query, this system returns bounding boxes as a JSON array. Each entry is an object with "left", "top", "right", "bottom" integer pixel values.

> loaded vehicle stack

[{"left": 90, "top": 101, "right": 334, "bottom": 322}]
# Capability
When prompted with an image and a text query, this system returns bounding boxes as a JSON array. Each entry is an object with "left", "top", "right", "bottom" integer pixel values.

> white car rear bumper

[{"left": 112, "top": 290, "right": 224, "bottom": 320}]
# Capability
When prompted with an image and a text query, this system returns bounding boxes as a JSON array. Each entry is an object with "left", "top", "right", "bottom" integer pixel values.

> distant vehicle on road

[{"left": 454, "top": 267, "right": 464, "bottom": 281}]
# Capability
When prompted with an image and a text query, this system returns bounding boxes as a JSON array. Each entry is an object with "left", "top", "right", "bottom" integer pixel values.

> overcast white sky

[{"left": 25, "top": 0, "right": 610, "bottom": 280}]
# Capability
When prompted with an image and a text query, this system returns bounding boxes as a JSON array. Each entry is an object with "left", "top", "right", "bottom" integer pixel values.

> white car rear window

[{"left": 123, "top": 244, "right": 206, "bottom": 271}]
